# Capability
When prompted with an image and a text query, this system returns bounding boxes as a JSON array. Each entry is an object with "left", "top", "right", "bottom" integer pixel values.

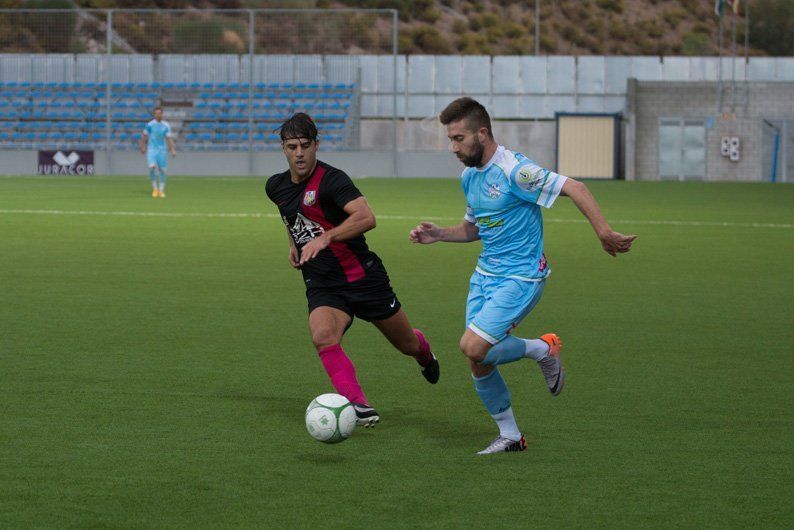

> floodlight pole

[
  {"left": 248, "top": 9, "right": 254, "bottom": 176},
  {"left": 535, "top": 0, "right": 540, "bottom": 55},
  {"left": 105, "top": 10, "right": 112, "bottom": 172},
  {"left": 392, "top": 9, "right": 398, "bottom": 178}
]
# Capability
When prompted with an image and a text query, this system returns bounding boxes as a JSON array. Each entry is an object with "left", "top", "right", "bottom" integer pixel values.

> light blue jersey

[
  {"left": 143, "top": 119, "right": 171, "bottom": 152},
  {"left": 462, "top": 145, "right": 567, "bottom": 282}
]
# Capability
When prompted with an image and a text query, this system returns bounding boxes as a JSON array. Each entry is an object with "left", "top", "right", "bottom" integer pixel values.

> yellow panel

[{"left": 558, "top": 116, "right": 615, "bottom": 178}]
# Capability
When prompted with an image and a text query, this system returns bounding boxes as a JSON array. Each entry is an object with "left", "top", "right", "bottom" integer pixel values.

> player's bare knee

[
  {"left": 311, "top": 329, "right": 341, "bottom": 350},
  {"left": 459, "top": 336, "right": 487, "bottom": 363}
]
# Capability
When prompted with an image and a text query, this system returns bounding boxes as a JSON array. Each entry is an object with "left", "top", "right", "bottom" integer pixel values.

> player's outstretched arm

[
  {"left": 139, "top": 134, "right": 147, "bottom": 155},
  {"left": 409, "top": 220, "right": 480, "bottom": 244},
  {"left": 167, "top": 136, "right": 176, "bottom": 157},
  {"left": 298, "top": 197, "right": 376, "bottom": 265},
  {"left": 560, "top": 178, "right": 636, "bottom": 257}
]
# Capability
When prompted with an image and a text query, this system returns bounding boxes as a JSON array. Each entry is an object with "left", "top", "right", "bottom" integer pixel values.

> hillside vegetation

[{"left": 0, "top": 0, "right": 790, "bottom": 56}]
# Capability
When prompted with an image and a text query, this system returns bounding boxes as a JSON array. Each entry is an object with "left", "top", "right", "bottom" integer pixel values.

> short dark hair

[
  {"left": 439, "top": 97, "right": 493, "bottom": 139},
  {"left": 153, "top": 106, "right": 162, "bottom": 113},
  {"left": 278, "top": 113, "right": 318, "bottom": 142}
]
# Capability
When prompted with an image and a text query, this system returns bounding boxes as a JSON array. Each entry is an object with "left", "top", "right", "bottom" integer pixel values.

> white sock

[
  {"left": 523, "top": 338, "right": 550, "bottom": 361},
  {"left": 159, "top": 182, "right": 165, "bottom": 192},
  {"left": 492, "top": 407, "right": 521, "bottom": 442}
]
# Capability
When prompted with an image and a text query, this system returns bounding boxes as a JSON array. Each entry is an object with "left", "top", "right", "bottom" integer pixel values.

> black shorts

[{"left": 306, "top": 264, "right": 401, "bottom": 322}]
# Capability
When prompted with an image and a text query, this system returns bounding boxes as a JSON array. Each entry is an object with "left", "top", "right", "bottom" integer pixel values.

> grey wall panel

[
  {"left": 32, "top": 55, "right": 71, "bottom": 82},
  {"left": 520, "top": 56, "right": 547, "bottom": 93},
  {"left": 547, "top": 56, "right": 575, "bottom": 93},
  {"left": 359, "top": 55, "right": 379, "bottom": 92},
  {"left": 158, "top": 55, "right": 186, "bottom": 83},
  {"left": 361, "top": 94, "right": 377, "bottom": 116},
  {"left": 605, "top": 57, "right": 631, "bottom": 93},
  {"left": 435, "top": 56, "right": 462, "bottom": 94},
  {"left": 661, "top": 57, "right": 689, "bottom": 81},
  {"left": 75, "top": 55, "right": 100, "bottom": 82},
  {"left": 546, "top": 95, "right": 576, "bottom": 117},
  {"left": 777, "top": 59, "right": 794, "bottom": 81},
  {"left": 0, "top": 54, "right": 29, "bottom": 82},
  {"left": 325, "top": 56, "right": 360, "bottom": 83},
  {"left": 688, "top": 57, "right": 717, "bottom": 81},
  {"left": 603, "top": 96, "right": 625, "bottom": 114},
  {"left": 578, "top": 56, "right": 604, "bottom": 94},
  {"left": 110, "top": 56, "right": 132, "bottom": 83},
  {"left": 377, "top": 55, "right": 405, "bottom": 93},
  {"left": 491, "top": 95, "right": 519, "bottom": 118},
  {"left": 519, "top": 95, "right": 545, "bottom": 118},
  {"left": 129, "top": 55, "right": 153, "bottom": 83},
  {"left": 461, "top": 56, "right": 490, "bottom": 93},
  {"left": 749, "top": 58, "right": 775, "bottom": 80},
  {"left": 577, "top": 96, "right": 605, "bottom": 113},
  {"left": 493, "top": 56, "right": 520, "bottom": 94},
  {"left": 293, "top": 55, "right": 323, "bottom": 83},
  {"left": 407, "top": 95, "right": 434, "bottom": 117},
  {"left": 261, "top": 56, "right": 293, "bottom": 83},
  {"left": 408, "top": 55, "right": 434, "bottom": 93},
  {"left": 631, "top": 57, "right": 661, "bottom": 80}
]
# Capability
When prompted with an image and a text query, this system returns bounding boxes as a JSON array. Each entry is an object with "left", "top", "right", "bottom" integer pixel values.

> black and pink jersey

[{"left": 265, "top": 161, "right": 383, "bottom": 288}]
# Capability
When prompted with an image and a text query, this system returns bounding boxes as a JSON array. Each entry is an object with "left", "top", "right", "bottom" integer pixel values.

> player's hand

[
  {"left": 288, "top": 246, "right": 301, "bottom": 269},
  {"left": 299, "top": 233, "right": 330, "bottom": 265},
  {"left": 170, "top": 150, "right": 176, "bottom": 157},
  {"left": 409, "top": 221, "right": 442, "bottom": 244},
  {"left": 140, "top": 149, "right": 146, "bottom": 156},
  {"left": 599, "top": 230, "right": 637, "bottom": 257}
]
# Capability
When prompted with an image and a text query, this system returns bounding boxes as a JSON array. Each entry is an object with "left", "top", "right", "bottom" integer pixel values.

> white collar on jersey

[{"left": 473, "top": 145, "right": 505, "bottom": 172}]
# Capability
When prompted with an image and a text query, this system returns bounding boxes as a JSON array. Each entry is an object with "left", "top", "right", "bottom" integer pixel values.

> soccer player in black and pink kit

[{"left": 265, "top": 113, "right": 439, "bottom": 427}]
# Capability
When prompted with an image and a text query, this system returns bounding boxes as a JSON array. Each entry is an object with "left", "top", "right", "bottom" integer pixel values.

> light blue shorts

[
  {"left": 147, "top": 149, "right": 167, "bottom": 169},
  {"left": 465, "top": 271, "right": 546, "bottom": 344}
]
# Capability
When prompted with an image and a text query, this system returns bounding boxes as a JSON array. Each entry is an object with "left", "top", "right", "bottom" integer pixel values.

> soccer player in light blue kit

[
  {"left": 410, "top": 98, "right": 636, "bottom": 454},
  {"left": 139, "top": 107, "right": 176, "bottom": 198}
]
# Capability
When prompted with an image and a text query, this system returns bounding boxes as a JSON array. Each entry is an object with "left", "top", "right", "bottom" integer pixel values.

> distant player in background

[
  {"left": 266, "top": 113, "right": 439, "bottom": 428},
  {"left": 410, "top": 97, "right": 636, "bottom": 454},
  {"left": 140, "top": 107, "right": 176, "bottom": 198}
]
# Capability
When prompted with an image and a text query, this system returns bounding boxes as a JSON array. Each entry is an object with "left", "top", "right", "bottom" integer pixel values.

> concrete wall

[
  {"left": 361, "top": 118, "right": 556, "bottom": 169},
  {"left": 625, "top": 80, "right": 794, "bottom": 181}
]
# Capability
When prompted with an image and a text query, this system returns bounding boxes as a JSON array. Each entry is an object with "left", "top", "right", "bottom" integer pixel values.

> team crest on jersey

[
  {"left": 291, "top": 213, "right": 324, "bottom": 244},
  {"left": 488, "top": 183, "right": 502, "bottom": 199},
  {"left": 516, "top": 166, "right": 544, "bottom": 192},
  {"left": 303, "top": 190, "right": 316, "bottom": 206}
]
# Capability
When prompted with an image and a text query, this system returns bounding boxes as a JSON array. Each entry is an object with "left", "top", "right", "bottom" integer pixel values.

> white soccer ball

[{"left": 305, "top": 393, "right": 356, "bottom": 444}]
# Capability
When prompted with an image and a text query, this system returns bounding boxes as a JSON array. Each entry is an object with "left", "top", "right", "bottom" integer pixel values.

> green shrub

[
  {"left": 682, "top": 32, "right": 711, "bottom": 55},
  {"left": 595, "top": 0, "right": 623, "bottom": 13}
]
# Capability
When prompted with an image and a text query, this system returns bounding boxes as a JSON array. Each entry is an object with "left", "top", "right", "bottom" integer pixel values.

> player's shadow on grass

[{"left": 383, "top": 405, "right": 492, "bottom": 449}]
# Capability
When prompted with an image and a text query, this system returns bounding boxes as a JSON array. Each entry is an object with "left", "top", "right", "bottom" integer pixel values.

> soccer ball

[{"left": 305, "top": 393, "right": 356, "bottom": 444}]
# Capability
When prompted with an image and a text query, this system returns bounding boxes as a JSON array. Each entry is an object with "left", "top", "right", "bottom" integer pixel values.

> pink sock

[
  {"left": 413, "top": 329, "right": 433, "bottom": 367},
  {"left": 317, "top": 344, "right": 368, "bottom": 405}
]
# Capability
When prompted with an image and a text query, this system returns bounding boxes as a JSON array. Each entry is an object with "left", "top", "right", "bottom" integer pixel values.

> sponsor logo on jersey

[
  {"left": 488, "top": 183, "right": 502, "bottom": 199},
  {"left": 303, "top": 190, "right": 316, "bottom": 206},
  {"left": 516, "top": 166, "right": 544, "bottom": 192},
  {"left": 291, "top": 213, "right": 324, "bottom": 244}
]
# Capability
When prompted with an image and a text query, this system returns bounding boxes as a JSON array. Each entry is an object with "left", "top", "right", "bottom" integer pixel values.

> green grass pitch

[{"left": 1, "top": 176, "right": 792, "bottom": 527}]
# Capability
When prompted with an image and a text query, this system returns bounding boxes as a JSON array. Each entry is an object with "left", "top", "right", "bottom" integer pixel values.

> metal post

[
  {"left": 731, "top": 10, "right": 737, "bottom": 114},
  {"left": 105, "top": 10, "right": 112, "bottom": 172},
  {"left": 391, "top": 9, "right": 398, "bottom": 178},
  {"left": 248, "top": 9, "right": 254, "bottom": 176},
  {"left": 744, "top": 0, "right": 750, "bottom": 63},
  {"left": 535, "top": 0, "right": 540, "bottom": 55},
  {"left": 717, "top": 13, "right": 723, "bottom": 116}
]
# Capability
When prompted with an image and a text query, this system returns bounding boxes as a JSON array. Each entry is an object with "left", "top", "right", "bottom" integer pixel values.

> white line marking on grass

[{"left": 0, "top": 209, "right": 792, "bottom": 229}]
